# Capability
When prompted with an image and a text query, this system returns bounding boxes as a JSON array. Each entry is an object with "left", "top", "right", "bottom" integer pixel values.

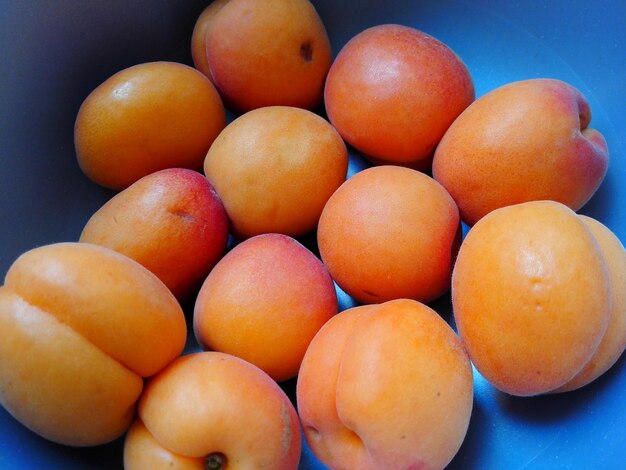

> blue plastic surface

[{"left": 1, "top": 1, "right": 624, "bottom": 469}]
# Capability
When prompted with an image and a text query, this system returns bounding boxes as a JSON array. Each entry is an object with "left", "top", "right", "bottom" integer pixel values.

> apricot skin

[
  {"left": 190, "top": 0, "right": 231, "bottom": 80},
  {"left": 317, "top": 165, "right": 460, "bottom": 304},
  {"left": 432, "top": 78, "right": 609, "bottom": 225},
  {"left": 194, "top": 233, "right": 338, "bottom": 382},
  {"left": 555, "top": 216, "right": 626, "bottom": 392},
  {"left": 205, "top": 0, "right": 332, "bottom": 112},
  {"left": 126, "top": 352, "right": 301, "bottom": 470},
  {"left": 124, "top": 420, "right": 203, "bottom": 470},
  {"left": 324, "top": 24, "right": 474, "bottom": 168},
  {"left": 0, "top": 287, "right": 142, "bottom": 447},
  {"left": 452, "top": 201, "right": 611, "bottom": 396},
  {"left": 297, "top": 299, "right": 473, "bottom": 470},
  {"left": 0, "top": 243, "right": 186, "bottom": 446},
  {"left": 204, "top": 106, "right": 348, "bottom": 239},
  {"left": 75, "top": 61, "right": 225, "bottom": 190},
  {"left": 80, "top": 168, "right": 229, "bottom": 300}
]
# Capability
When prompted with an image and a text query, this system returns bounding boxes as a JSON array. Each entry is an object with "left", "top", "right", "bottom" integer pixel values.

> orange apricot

[
  {"left": 452, "top": 201, "right": 611, "bottom": 396},
  {"left": 432, "top": 79, "right": 609, "bottom": 225},
  {"left": 204, "top": 0, "right": 332, "bottom": 112},
  {"left": 126, "top": 352, "right": 301, "bottom": 470},
  {"left": 75, "top": 61, "right": 225, "bottom": 189},
  {"left": 297, "top": 299, "right": 473, "bottom": 469},
  {"left": 80, "top": 168, "right": 229, "bottom": 300},
  {"left": 317, "top": 165, "right": 460, "bottom": 304},
  {"left": 194, "top": 233, "right": 338, "bottom": 382},
  {"left": 324, "top": 24, "right": 474, "bottom": 169},
  {"left": 204, "top": 106, "right": 348, "bottom": 239},
  {"left": 0, "top": 243, "right": 186, "bottom": 446}
]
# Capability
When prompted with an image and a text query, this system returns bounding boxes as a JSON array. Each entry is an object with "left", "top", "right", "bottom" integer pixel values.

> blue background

[{"left": 1, "top": 1, "right": 624, "bottom": 468}]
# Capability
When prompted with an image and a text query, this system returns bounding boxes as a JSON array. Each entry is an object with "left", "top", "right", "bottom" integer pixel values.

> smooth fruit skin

[
  {"left": 80, "top": 168, "right": 229, "bottom": 300},
  {"left": 432, "top": 78, "right": 609, "bottom": 226},
  {"left": 190, "top": 0, "right": 231, "bottom": 80},
  {"left": 126, "top": 352, "right": 301, "bottom": 470},
  {"left": 205, "top": 0, "right": 332, "bottom": 112},
  {"left": 194, "top": 233, "right": 338, "bottom": 382},
  {"left": 0, "top": 287, "right": 142, "bottom": 447},
  {"left": 204, "top": 106, "right": 348, "bottom": 239},
  {"left": 317, "top": 165, "right": 460, "bottom": 304},
  {"left": 452, "top": 201, "right": 611, "bottom": 396},
  {"left": 75, "top": 61, "right": 225, "bottom": 190},
  {"left": 124, "top": 420, "right": 203, "bottom": 470},
  {"left": 555, "top": 215, "right": 626, "bottom": 392},
  {"left": 297, "top": 299, "right": 473, "bottom": 470},
  {"left": 0, "top": 243, "right": 186, "bottom": 446},
  {"left": 324, "top": 24, "right": 474, "bottom": 169}
]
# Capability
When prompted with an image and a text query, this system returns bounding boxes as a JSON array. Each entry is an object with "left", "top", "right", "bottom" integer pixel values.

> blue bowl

[{"left": 1, "top": 1, "right": 624, "bottom": 469}]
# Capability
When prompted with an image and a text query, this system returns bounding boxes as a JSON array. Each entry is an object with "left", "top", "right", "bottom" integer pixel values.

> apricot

[
  {"left": 204, "top": 0, "right": 332, "bottom": 112},
  {"left": 80, "top": 168, "right": 229, "bottom": 300},
  {"left": 432, "top": 78, "right": 609, "bottom": 226},
  {"left": 0, "top": 243, "right": 186, "bottom": 446},
  {"left": 324, "top": 24, "right": 474, "bottom": 169},
  {"left": 297, "top": 299, "right": 473, "bottom": 470},
  {"left": 204, "top": 106, "right": 348, "bottom": 239},
  {"left": 75, "top": 61, "right": 225, "bottom": 189},
  {"left": 317, "top": 165, "right": 460, "bottom": 304},
  {"left": 190, "top": 0, "right": 231, "bottom": 80},
  {"left": 452, "top": 201, "right": 611, "bottom": 396},
  {"left": 125, "top": 352, "right": 301, "bottom": 470},
  {"left": 193, "top": 233, "right": 337, "bottom": 382},
  {"left": 555, "top": 215, "right": 626, "bottom": 392}
]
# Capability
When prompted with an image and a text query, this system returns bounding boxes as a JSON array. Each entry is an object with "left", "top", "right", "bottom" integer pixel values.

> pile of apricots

[{"left": 1, "top": 0, "right": 624, "bottom": 469}]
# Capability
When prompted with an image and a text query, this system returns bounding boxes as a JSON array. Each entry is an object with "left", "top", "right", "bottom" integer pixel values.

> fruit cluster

[{"left": 1, "top": 1, "right": 623, "bottom": 469}]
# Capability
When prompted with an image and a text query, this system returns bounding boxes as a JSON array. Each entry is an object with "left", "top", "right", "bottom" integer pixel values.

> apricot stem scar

[
  {"left": 205, "top": 452, "right": 227, "bottom": 470},
  {"left": 300, "top": 41, "right": 313, "bottom": 62}
]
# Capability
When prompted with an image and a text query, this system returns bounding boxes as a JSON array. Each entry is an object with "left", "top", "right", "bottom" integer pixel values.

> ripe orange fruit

[
  {"left": 317, "top": 165, "right": 460, "bottom": 304},
  {"left": 204, "top": 106, "right": 348, "bottom": 239},
  {"left": 452, "top": 201, "right": 611, "bottom": 396},
  {"left": 75, "top": 62, "right": 225, "bottom": 189}
]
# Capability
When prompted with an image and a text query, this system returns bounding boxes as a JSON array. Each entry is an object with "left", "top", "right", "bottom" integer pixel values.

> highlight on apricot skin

[
  {"left": 204, "top": 106, "right": 348, "bottom": 239},
  {"left": 554, "top": 215, "right": 626, "bottom": 392},
  {"left": 0, "top": 242, "right": 186, "bottom": 446},
  {"left": 204, "top": 0, "right": 333, "bottom": 112},
  {"left": 432, "top": 78, "right": 609, "bottom": 226},
  {"left": 125, "top": 352, "right": 301, "bottom": 470},
  {"left": 193, "top": 233, "right": 338, "bottom": 382},
  {"left": 317, "top": 165, "right": 460, "bottom": 305},
  {"left": 324, "top": 23, "right": 474, "bottom": 169},
  {"left": 75, "top": 61, "right": 226, "bottom": 190},
  {"left": 452, "top": 201, "right": 611, "bottom": 396},
  {"left": 297, "top": 299, "right": 473, "bottom": 470}
]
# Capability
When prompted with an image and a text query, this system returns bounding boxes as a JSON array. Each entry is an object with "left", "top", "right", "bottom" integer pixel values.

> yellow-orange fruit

[
  {"left": 432, "top": 79, "right": 609, "bottom": 226},
  {"left": 205, "top": 0, "right": 332, "bottom": 112},
  {"left": 80, "top": 168, "right": 229, "bottom": 300},
  {"left": 125, "top": 352, "right": 301, "bottom": 470},
  {"left": 0, "top": 243, "right": 186, "bottom": 446},
  {"left": 324, "top": 24, "right": 474, "bottom": 169},
  {"left": 194, "top": 233, "right": 337, "bottom": 382},
  {"left": 204, "top": 106, "right": 348, "bottom": 239},
  {"left": 297, "top": 299, "right": 473, "bottom": 470},
  {"left": 75, "top": 61, "right": 225, "bottom": 189},
  {"left": 555, "top": 215, "right": 626, "bottom": 392},
  {"left": 317, "top": 165, "right": 460, "bottom": 304},
  {"left": 452, "top": 201, "right": 611, "bottom": 396},
  {"left": 190, "top": 0, "right": 231, "bottom": 80}
]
